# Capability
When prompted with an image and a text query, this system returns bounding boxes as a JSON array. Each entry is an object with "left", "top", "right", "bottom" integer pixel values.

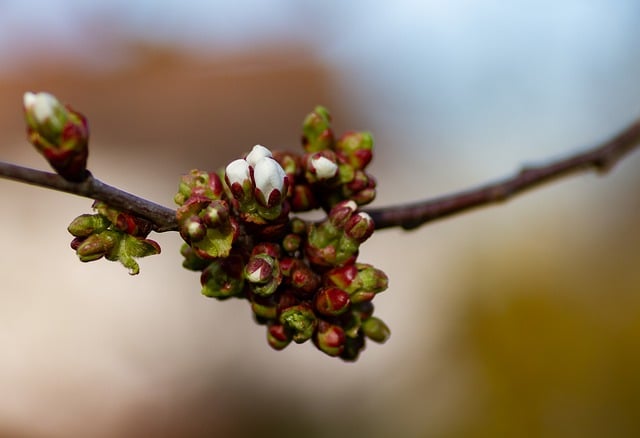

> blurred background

[{"left": 1, "top": 1, "right": 640, "bottom": 436}]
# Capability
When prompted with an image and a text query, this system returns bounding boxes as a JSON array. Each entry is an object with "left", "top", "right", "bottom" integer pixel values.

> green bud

[
  {"left": 200, "top": 258, "right": 245, "bottom": 299},
  {"left": 282, "top": 233, "right": 302, "bottom": 253},
  {"left": 250, "top": 294, "right": 278, "bottom": 320},
  {"left": 361, "top": 317, "right": 391, "bottom": 343},
  {"left": 67, "top": 214, "right": 110, "bottom": 237},
  {"left": 302, "top": 106, "right": 334, "bottom": 152},
  {"left": 75, "top": 232, "right": 117, "bottom": 262},
  {"left": 279, "top": 304, "right": 317, "bottom": 343}
]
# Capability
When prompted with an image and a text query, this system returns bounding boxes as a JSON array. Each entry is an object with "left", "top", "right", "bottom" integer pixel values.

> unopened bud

[
  {"left": 335, "top": 131, "right": 374, "bottom": 170},
  {"left": 244, "top": 254, "right": 281, "bottom": 297},
  {"left": 24, "top": 91, "right": 89, "bottom": 181},
  {"left": 175, "top": 170, "right": 225, "bottom": 205},
  {"left": 304, "top": 151, "right": 338, "bottom": 183},
  {"left": 75, "top": 231, "right": 117, "bottom": 262},
  {"left": 344, "top": 212, "right": 375, "bottom": 242},
  {"left": 200, "top": 257, "right": 245, "bottom": 299},
  {"left": 328, "top": 200, "right": 357, "bottom": 228},
  {"left": 225, "top": 158, "right": 252, "bottom": 202},
  {"left": 314, "top": 287, "right": 351, "bottom": 316},
  {"left": 245, "top": 144, "right": 273, "bottom": 167},
  {"left": 314, "top": 321, "right": 346, "bottom": 357},
  {"left": 180, "top": 215, "right": 207, "bottom": 243},
  {"left": 267, "top": 323, "right": 292, "bottom": 350},
  {"left": 279, "top": 304, "right": 317, "bottom": 343},
  {"left": 361, "top": 316, "right": 391, "bottom": 343},
  {"left": 201, "top": 200, "right": 229, "bottom": 228},
  {"left": 252, "top": 157, "right": 287, "bottom": 208},
  {"left": 302, "top": 106, "right": 334, "bottom": 152},
  {"left": 67, "top": 213, "right": 110, "bottom": 237}
]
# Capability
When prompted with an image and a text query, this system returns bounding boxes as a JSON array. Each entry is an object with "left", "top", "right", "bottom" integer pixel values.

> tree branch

[
  {"left": 365, "top": 118, "right": 640, "bottom": 230},
  {"left": 2, "top": 117, "right": 639, "bottom": 234},
  {"left": 0, "top": 162, "right": 178, "bottom": 232}
]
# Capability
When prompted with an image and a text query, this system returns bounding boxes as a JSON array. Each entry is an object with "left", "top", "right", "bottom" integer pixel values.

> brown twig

[
  {"left": 2, "top": 117, "right": 640, "bottom": 233},
  {"left": 365, "top": 118, "right": 640, "bottom": 230},
  {"left": 0, "top": 163, "right": 178, "bottom": 232}
]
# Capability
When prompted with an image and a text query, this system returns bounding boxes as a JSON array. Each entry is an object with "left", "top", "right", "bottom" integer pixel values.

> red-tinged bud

[
  {"left": 201, "top": 200, "right": 229, "bottom": 228},
  {"left": 290, "top": 184, "right": 318, "bottom": 211},
  {"left": 92, "top": 202, "right": 153, "bottom": 237},
  {"left": 314, "top": 287, "right": 351, "bottom": 316},
  {"left": 282, "top": 233, "right": 302, "bottom": 253},
  {"left": 267, "top": 323, "right": 292, "bottom": 350},
  {"left": 335, "top": 131, "right": 374, "bottom": 170},
  {"left": 349, "top": 290, "right": 376, "bottom": 304},
  {"left": 325, "top": 264, "right": 358, "bottom": 289},
  {"left": 24, "top": 92, "right": 89, "bottom": 182},
  {"left": 314, "top": 321, "right": 346, "bottom": 357},
  {"left": 67, "top": 214, "right": 110, "bottom": 237},
  {"left": 302, "top": 106, "right": 334, "bottom": 152},
  {"left": 244, "top": 254, "right": 281, "bottom": 297},
  {"left": 344, "top": 212, "right": 375, "bottom": 243},
  {"left": 277, "top": 289, "right": 299, "bottom": 313},
  {"left": 290, "top": 264, "right": 321, "bottom": 296},
  {"left": 180, "top": 215, "right": 207, "bottom": 243},
  {"left": 175, "top": 170, "right": 224, "bottom": 206},
  {"left": 279, "top": 304, "right": 317, "bottom": 343},
  {"left": 304, "top": 150, "right": 339, "bottom": 184},
  {"left": 328, "top": 200, "right": 358, "bottom": 228},
  {"left": 279, "top": 257, "right": 300, "bottom": 277},
  {"left": 326, "top": 263, "right": 388, "bottom": 296},
  {"left": 350, "top": 187, "right": 376, "bottom": 206},
  {"left": 251, "top": 242, "right": 281, "bottom": 259},
  {"left": 361, "top": 316, "right": 391, "bottom": 343},
  {"left": 70, "top": 237, "right": 84, "bottom": 251}
]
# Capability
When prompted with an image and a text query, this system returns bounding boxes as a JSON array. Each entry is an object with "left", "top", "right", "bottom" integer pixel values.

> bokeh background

[{"left": 1, "top": 1, "right": 640, "bottom": 436}]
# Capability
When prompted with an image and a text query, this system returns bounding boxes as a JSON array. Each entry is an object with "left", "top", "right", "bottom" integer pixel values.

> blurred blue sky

[{"left": 1, "top": 0, "right": 639, "bottom": 185}]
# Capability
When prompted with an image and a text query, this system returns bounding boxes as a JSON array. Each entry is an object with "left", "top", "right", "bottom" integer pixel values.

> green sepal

[{"left": 192, "top": 225, "right": 234, "bottom": 259}]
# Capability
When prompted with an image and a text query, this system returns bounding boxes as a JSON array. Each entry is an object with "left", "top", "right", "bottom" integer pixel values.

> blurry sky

[{"left": 2, "top": 0, "right": 640, "bottom": 179}]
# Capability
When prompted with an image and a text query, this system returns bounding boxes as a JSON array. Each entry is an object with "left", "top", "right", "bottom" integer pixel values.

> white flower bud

[
  {"left": 310, "top": 155, "right": 338, "bottom": 180},
  {"left": 245, "top": 144, "right": 273, "bottom": 168},
  {"left": 253, "top": 157, "right": 286, "bottom": 204},
  {"left": 225, "top": 158, "right": 251, "bottom": 186},
  {"left": 23, "top": 91, "right": 60, "bottom": 123}
]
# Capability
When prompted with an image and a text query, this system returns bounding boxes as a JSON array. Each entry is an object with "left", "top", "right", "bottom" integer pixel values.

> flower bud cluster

[
  {"left": 23, "top": 91, "right": 89, "bottom": 182},
  {"left": 67, "top": 201, "right": 160, "bottom": 275},
  {"left": 177, "top": 108, "right": 390, "bottom": 361},
  {"left": 277, "top": 105, "right": 377, "bottom": 211}
]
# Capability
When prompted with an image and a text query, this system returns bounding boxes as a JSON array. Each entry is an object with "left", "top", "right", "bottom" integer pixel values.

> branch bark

[
  {"left": 1, "top": 117, "right": 639, "bottom": 233},
  {"left": 0, "top": 163, "right": 178, "bottom": 232},
  {"left": 366, "top": 118, "right": 640, "bottom": 230}
]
